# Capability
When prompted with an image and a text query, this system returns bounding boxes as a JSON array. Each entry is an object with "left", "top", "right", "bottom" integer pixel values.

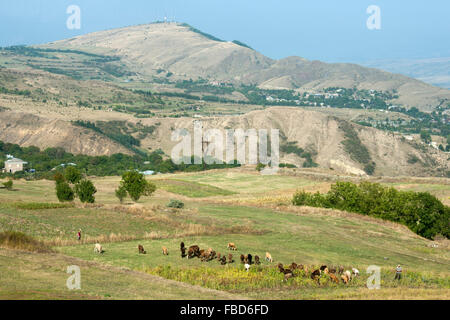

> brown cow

[
  {"left": 240, "top": 254, "right": 245, "bottom": 264},
  {"left": 255, "top": 255, "right": 261, "bottom": 265},
  {"left": 227, "top": 243, "right": 237, "bottom": 251},
  {"left": 138, "top": 244, "right": 146, "bottom": 254},
  {"left": 188, "top": 245, "right": 200, "bottom": 259},
  {"left": 341, "top": 273, "right": 350, "bottom": 284},
  {"left": 311, "top": 269, "right": 321, "bottom": 282},
  {"left": 162, "top": 246, "right": 169, "bottom": 256},
  {"left": 228, "top": 253, "right": 234, "bottom": 264},
  {"left": 329, "top": 273, "right": 340, "bottom": 284},
  {"left": 289, "top": 262, "right": 298, "bottom": 271},
  {"left": 220, "top": 256, "right": 227, "bottom": 265}
]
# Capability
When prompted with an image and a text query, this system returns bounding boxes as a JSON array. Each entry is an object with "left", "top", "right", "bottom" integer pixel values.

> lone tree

[
  {"left": 75, "top": 179, "right": 97, "bottom": 203},
  {"left": 118, "top": 171, "right": 156, "bottom": 202}
]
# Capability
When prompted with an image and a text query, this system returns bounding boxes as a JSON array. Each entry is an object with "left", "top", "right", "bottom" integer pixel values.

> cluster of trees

[
  {"left": 55, "top": 166, "right": 97, "bottom": 203},
  {"left": 0, "top": 141, "right": 240, "bottom": 179},
  {"left": 292, "top": 181, "right": 449, "bottom": 240}
]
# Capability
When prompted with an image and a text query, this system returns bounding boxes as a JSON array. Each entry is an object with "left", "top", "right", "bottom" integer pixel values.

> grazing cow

[
  {"left": 240, "top": 254, "right": 245, "bottom": 264},
  {"left": 329, "top": 273, "right": 340, "bottom": 284},
  {"left": 338, "top": 266, "right": 344, "bottom": 274},
  {"left": 352, "top": 268, "right": 360, "bottom": 278},
  {"left": 162, "top": 246, "right": 169, "bottom": 255},
  {"left": 284, "top": 272, "right": 294, "bottom": 282},
  {"left": 200, "top": 250, "right": 209, "bottom": 262},
  {"left": 188, "top": 245, "right": 200, "bottom": 259},
  {"left": 255, "top": 255, "right": 261, "bottom": 265},
  {"left": 341, "top": 271, "right": 351, "bottom": 284},
  {"left": 310, "top": 269, "right": 321, "bottom": 282},
  {"left": 265, "top": 252, "right": 273, "bottom": 263},
  {"left": 138, "top": 244, "right": 146, "bottom": 254},
  {"left": 247, "top": 254, "right": 253, "bottom": 265},
  {"left": 227, "top": 243, "right": 237, "bottom": 251},
  {"left": 277, "top": 263, "right": 285, "bottom": 273},
  {"left": 320, "top": 265, "right": 327, "bottom": 271},
  {"left": 220, "top": 256, "right": 227, "bottom": 265},
  {"left": 341, "top": 274, "right": 349, "bottom": 285},
  {"left": 94, "top": 243, "right": 103, "bottom": 254},
  {"left": 228, "top": 253, "right": 234, "bottom": 264},
  {"left": 289, "top": 262, "right": 298, "bottom": 271},
  {"left": 209, "top": 250, "right": 217, "bottom": 261}
]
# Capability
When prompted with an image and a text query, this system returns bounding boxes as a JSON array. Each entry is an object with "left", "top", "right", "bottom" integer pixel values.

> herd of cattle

[{"left": 94, "top": 241, "right": 360, "bottom": 284}]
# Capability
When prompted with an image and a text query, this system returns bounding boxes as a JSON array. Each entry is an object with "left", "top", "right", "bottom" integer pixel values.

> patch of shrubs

[
  {"left": 167, "top": 199, "right": 184, "bottom": 209},
  {"left": 2, "top": 180, "right": 13, "bottom": 190},
  {"left": 0, "top": 231, "right": 52, "bottom": 253},
  {"left": 292, "top": 181, "right": 449, "bottom": 240},
  {"left": 14, "top": 202, "right": 74, "bottom": 210},
  {"left": 339, "top": 121, "right": 375, "bottom": 175}
]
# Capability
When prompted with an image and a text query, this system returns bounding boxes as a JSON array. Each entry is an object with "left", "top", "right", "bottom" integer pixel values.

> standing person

[
  {"left": 395, "top": 264, "right": 402, "bottom": 280},
  {"left": 77, "top": 229, "right": 82, "bottom": 241}
]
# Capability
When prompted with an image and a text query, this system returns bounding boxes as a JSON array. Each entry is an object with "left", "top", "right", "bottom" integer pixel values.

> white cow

[
  {"left": 94, "top": 243, "right": 103, "bottom": 254},
  {"left": 352, "top": 268, "right": 360, "bottom": 278}
]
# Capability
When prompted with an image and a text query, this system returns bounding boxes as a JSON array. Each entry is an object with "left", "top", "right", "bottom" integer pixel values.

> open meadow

[{"left": 0, "top": 168, "right": 449, "bottom": 299}]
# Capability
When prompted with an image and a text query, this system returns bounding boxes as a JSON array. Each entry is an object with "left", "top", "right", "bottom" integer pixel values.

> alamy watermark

[
  {"left": 171, "top": 121, "right": 280, "bottom": 175},
  {"left": 367, "top": 5, "right": 381, "bottom": 30},
  {"left": 66, "top": 5, "right": 81, "bottom": 30},
  {"left": 66, "top": 265, "right": 81, "bottom": 290},
  {"left": 366, "top": 265, "right": 381, "bottom": 289}
]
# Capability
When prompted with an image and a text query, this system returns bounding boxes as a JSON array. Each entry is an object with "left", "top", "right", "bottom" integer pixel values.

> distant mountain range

[
  {"left": 39, "top": 22, "right": 450, "bottom": 112},
  {"left": 360, "top": 57, "right": 450, "bottom": 90}
]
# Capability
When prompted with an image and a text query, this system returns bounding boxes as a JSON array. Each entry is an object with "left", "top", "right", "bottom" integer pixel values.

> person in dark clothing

[{"left": 77, "top": 229, "right": 82, "bottom": 241}]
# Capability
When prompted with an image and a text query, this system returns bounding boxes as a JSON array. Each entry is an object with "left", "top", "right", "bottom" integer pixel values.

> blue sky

[{"left": 0, "top": 0, "right": 449, "bottom": 63}]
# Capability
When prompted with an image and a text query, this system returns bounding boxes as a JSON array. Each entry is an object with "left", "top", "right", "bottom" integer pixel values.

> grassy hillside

[{"left": 0, "top": 169, "right": 448, "bottom": 299}]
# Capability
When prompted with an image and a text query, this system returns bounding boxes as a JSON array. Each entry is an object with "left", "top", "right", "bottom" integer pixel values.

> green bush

[
  {"left": 293, "top": 181, "right": 449, "bottom": 239},
  {"left": 115, "top": 185, "right": 127, "bottom": 203},
  {"left": 167, "top": 199, "right": 185, "bottom": 209},
  {"left": 56, "top": 181, "right": 74, "bottom": 202},
  {"left": 256, "top": 163, "right": 266, "bottom": 172},
  {"left": 74, "top": 179, "right": 97, "bottom": 203},
  {"left": 2, "top": 180, "right": 13, "bottom": 191}
]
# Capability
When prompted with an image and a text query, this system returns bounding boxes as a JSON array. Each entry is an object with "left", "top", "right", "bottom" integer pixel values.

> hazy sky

[{"left": 1, "top": 0, "right": 449, "bottom": 63}]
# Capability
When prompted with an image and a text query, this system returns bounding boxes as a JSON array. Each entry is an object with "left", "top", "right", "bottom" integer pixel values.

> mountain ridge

[{"left": 39, "top": 22, "right": 450, "bottom": 111}]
